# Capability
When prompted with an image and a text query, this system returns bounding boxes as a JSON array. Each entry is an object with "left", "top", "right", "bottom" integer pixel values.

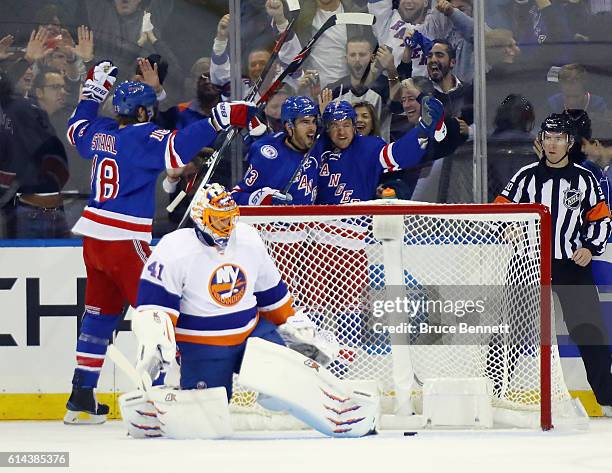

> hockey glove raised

[
  {"left": 418, "top": 95, "right": 446, "bottom": 141},
  {"left": 212, "top": 101, "right": 258, "bottom": 131},
  {"left": 82, "top": 60, "right": 118, "bottom": 103}
]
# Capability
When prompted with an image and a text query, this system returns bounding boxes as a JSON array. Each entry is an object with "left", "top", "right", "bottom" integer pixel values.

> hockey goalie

[{"left": 119, "top": 184, "right": 379, "bottom": 439}]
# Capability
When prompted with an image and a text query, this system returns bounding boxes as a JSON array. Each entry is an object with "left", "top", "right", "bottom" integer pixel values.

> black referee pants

[{"left": 552, "top": 259, "right": 612, "bottom": 407}]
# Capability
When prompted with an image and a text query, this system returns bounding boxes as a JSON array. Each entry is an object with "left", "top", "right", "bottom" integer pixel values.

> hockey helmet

[
  {"left": 562, "top": 109, "right": 592, "bottom": 141},
  {"left": 322, "top": 100, "right": 356, "bottom": 128},
  {"left": 562, "top": 109, "right": 591, "bottom": 163},
  {"left": 112, "top": 81, "right": 157, "bottom": 119},
  {"left": 539, "top": 113, "right": 573, "bottom": 143},
  {"left": 281, "top": 96, "right": 319, "bottom": 126},
  {"left": 190, "top": 183, "right": 240, "bottom": 251}
]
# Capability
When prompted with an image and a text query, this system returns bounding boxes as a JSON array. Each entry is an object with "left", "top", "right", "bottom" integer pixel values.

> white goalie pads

[
  {"left": 119, "top": 386, "right": 233, "bottom": 439},
  {"left": 118, "top": 390, "right": 162, "bottom": 439},
  {"left": 131, "top": 309, "right": 176, "bottom": 382},
  {"left": 277, "top": 308, "right": 340, "bottom": 367},
  {"left": 238, "top": 338, "right": 379, "bottom": 437}
]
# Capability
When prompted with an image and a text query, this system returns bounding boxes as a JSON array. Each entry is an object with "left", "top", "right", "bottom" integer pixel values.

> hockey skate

[{"left": 64, "top": 387, "right": 109, "bottom": 425}]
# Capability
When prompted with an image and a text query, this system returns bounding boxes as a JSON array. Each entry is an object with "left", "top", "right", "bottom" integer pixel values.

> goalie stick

[
  {"left": 166, "top": 0, "right": 301, "bottom": 216},
  {"left": 107, "top": 344, "right": 152, "bottom": 392},
  {"left": 169, "top": 12, "right": 376, "bottom": 228}
]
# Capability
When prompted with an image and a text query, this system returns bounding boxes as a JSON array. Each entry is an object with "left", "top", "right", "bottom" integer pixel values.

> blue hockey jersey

[
  {"left": 67, "top": 99, "right": 218, "bottom": 242},
  {"left": 232, "top": 133, "right": 322, "bottom": 205},
  {"left": 316, "top": 128, "right": 429, "bottom": 204}
]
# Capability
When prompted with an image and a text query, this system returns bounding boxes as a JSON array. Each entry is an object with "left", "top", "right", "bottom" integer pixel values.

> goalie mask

[{"left": 190, "top": 184, "right": 239, "bottom": 250}]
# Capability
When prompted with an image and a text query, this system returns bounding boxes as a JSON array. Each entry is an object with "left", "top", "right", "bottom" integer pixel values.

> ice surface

[{"left": 1, "top": 419, "right": 611, "bottom": 473}]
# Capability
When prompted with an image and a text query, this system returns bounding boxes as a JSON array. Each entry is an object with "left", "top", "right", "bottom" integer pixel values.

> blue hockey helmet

[
  {"left": 322, "top": 100, "right": 356, "bottom": 128},
  {"left": 112, "top": 81, "right": 157, "bottom": 118},
  {"left": 281, "top": 96, "right": 319, "bottom": 126}
]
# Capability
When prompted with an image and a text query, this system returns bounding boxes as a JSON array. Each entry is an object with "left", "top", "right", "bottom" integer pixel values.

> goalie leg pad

[
  {"left": 238, "top": 338, "right": 379, "bottom": 438},
  {"left": 119, "top": 390, "right": 162, "bottom": 438},
  {"left": 148, "top": 386, "right": 233, "bottom": 439}
]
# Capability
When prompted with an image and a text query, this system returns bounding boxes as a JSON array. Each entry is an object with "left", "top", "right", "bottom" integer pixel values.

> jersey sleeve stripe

[
  {"left": 67, "top": 119, "right": 88, "bottom": 146},
  {"left": 255, "top": 280, "right": 290, "bottom": 309},
  {"left": 165, "top": 130, "right": 184, "bottom": 169},
  {"left": 136, "top": 280, "right": 181, "bottom": 313},
  {"left": 379, "top": 143, "right": 399, "bottom": 172},
  {"left": 259, "top": 295, "right": 294, "bottom": 325},
  {"left": 586, "top": 200, "right": 612, "bottom": 222}
]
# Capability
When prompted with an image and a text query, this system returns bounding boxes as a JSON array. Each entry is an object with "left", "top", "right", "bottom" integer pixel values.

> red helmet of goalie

[{"left": 190, "top": 183, "right": 240, "bottom": 250}]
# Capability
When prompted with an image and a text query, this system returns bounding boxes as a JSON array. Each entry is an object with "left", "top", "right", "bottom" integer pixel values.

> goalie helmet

[
  {"left": 322, "top": 100, "right": 356, "bottom": 128},
  {"left": 190, "top": 183, "right": 239, "bottom": 250},
  {"left": 112, "top": 81, "right": 157, "bottom": 119}
]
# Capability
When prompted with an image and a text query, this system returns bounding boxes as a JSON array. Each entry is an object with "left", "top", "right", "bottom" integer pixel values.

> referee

[{"left": 495, "top": 113, "right": 612, "bottom": 416}]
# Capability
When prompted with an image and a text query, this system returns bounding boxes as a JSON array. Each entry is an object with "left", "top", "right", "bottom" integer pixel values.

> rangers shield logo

[{"left": 562, "top": 188, "right": 582, "bottom": 211}]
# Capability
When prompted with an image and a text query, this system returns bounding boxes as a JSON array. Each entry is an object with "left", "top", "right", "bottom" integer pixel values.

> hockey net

[{"left": 230, "top": 201, "right": 582, "bottom": 430}]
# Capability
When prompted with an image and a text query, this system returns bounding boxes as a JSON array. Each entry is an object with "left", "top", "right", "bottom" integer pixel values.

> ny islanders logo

[{"left": 209, "top": 264, "right": 247, "bottom": 306}]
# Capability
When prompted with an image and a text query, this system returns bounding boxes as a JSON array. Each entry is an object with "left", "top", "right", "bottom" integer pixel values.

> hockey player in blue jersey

[
  {"left": 316, "top": 98, "right": 446, "bottom": 204},
  {"left": 232, "top": 96, "right": 323, "bottom": 206},
  {"left": 64, "top": 60, "right": 256, "bottom": 424}
]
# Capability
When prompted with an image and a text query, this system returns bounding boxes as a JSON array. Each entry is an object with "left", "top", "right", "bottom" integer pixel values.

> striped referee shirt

[{"left": 495, "top": 160, "right": 611, "bottom": 260}]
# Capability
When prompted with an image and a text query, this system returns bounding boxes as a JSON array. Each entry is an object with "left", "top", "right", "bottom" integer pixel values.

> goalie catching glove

[
  {"left": 82, "top": 60, "right": 118, "bottom": 103},
  {"left": 131, "top": 309, "right": 176, "bottom": 386},
  {"left": 278, "top": 308, "right": 339, "bottom": 367}
]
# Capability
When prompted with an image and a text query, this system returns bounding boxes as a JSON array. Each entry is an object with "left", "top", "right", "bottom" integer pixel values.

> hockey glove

[
  {"left": 248, "top": 187, "right": 293, "bottom": 206},
  {"left": 82, "top": 60, "right": 118, "bottom": 103},
  {"left": 278, "top": 308, "right": 340, "bottom": 367},
  {"left": 418, "top": 95, "right": 447, "bottom": 141},
  {"left": 131, "top": 310, "right": 176, "bottom": 385},
  {"left": 212, "top": 101, "right": 258, "bottom": 131},
  {"left": 248, "top": 116, "right": 268, "bottom": 138}
]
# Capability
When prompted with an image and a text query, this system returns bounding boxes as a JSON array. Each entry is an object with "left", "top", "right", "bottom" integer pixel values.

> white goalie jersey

[{"left": 136, "top": 223, "right": 295, "bottom": 346}]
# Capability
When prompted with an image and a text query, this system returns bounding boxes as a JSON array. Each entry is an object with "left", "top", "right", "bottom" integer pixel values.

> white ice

[{"left": 1, "top": 419, "right": 611, "bottom": 473}]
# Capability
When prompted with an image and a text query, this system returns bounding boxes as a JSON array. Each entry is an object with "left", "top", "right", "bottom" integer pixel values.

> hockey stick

[
  {"left": 169, "top": 12, "right": 376, "bottom": 227},
  {"left": 107, "top": 344, "right": 152, "bottom": 392},
  {"left": 166, "top": 0, "right": 301, "bottom": 216}
]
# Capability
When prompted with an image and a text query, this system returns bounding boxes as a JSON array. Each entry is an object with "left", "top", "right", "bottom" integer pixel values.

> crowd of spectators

[{"left": 0, "top": 0, "right": 610, "bottom": 239}]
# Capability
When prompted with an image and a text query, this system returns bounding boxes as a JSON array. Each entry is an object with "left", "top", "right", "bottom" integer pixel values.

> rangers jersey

[
  {"left": 136, "top": 223, "right": 294, "bottom": 346},
  {"left": 368, "top": 0, "right": 428, "bottom": 76},
  {"left": 66, "top": 99, "right": 218, "bottom": 242},
  {"left": 316, "top": 128, "right": 429, "bottom": 204},
  {"left": 233, "top": 132, "right": 322, "bottom": 205}
]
